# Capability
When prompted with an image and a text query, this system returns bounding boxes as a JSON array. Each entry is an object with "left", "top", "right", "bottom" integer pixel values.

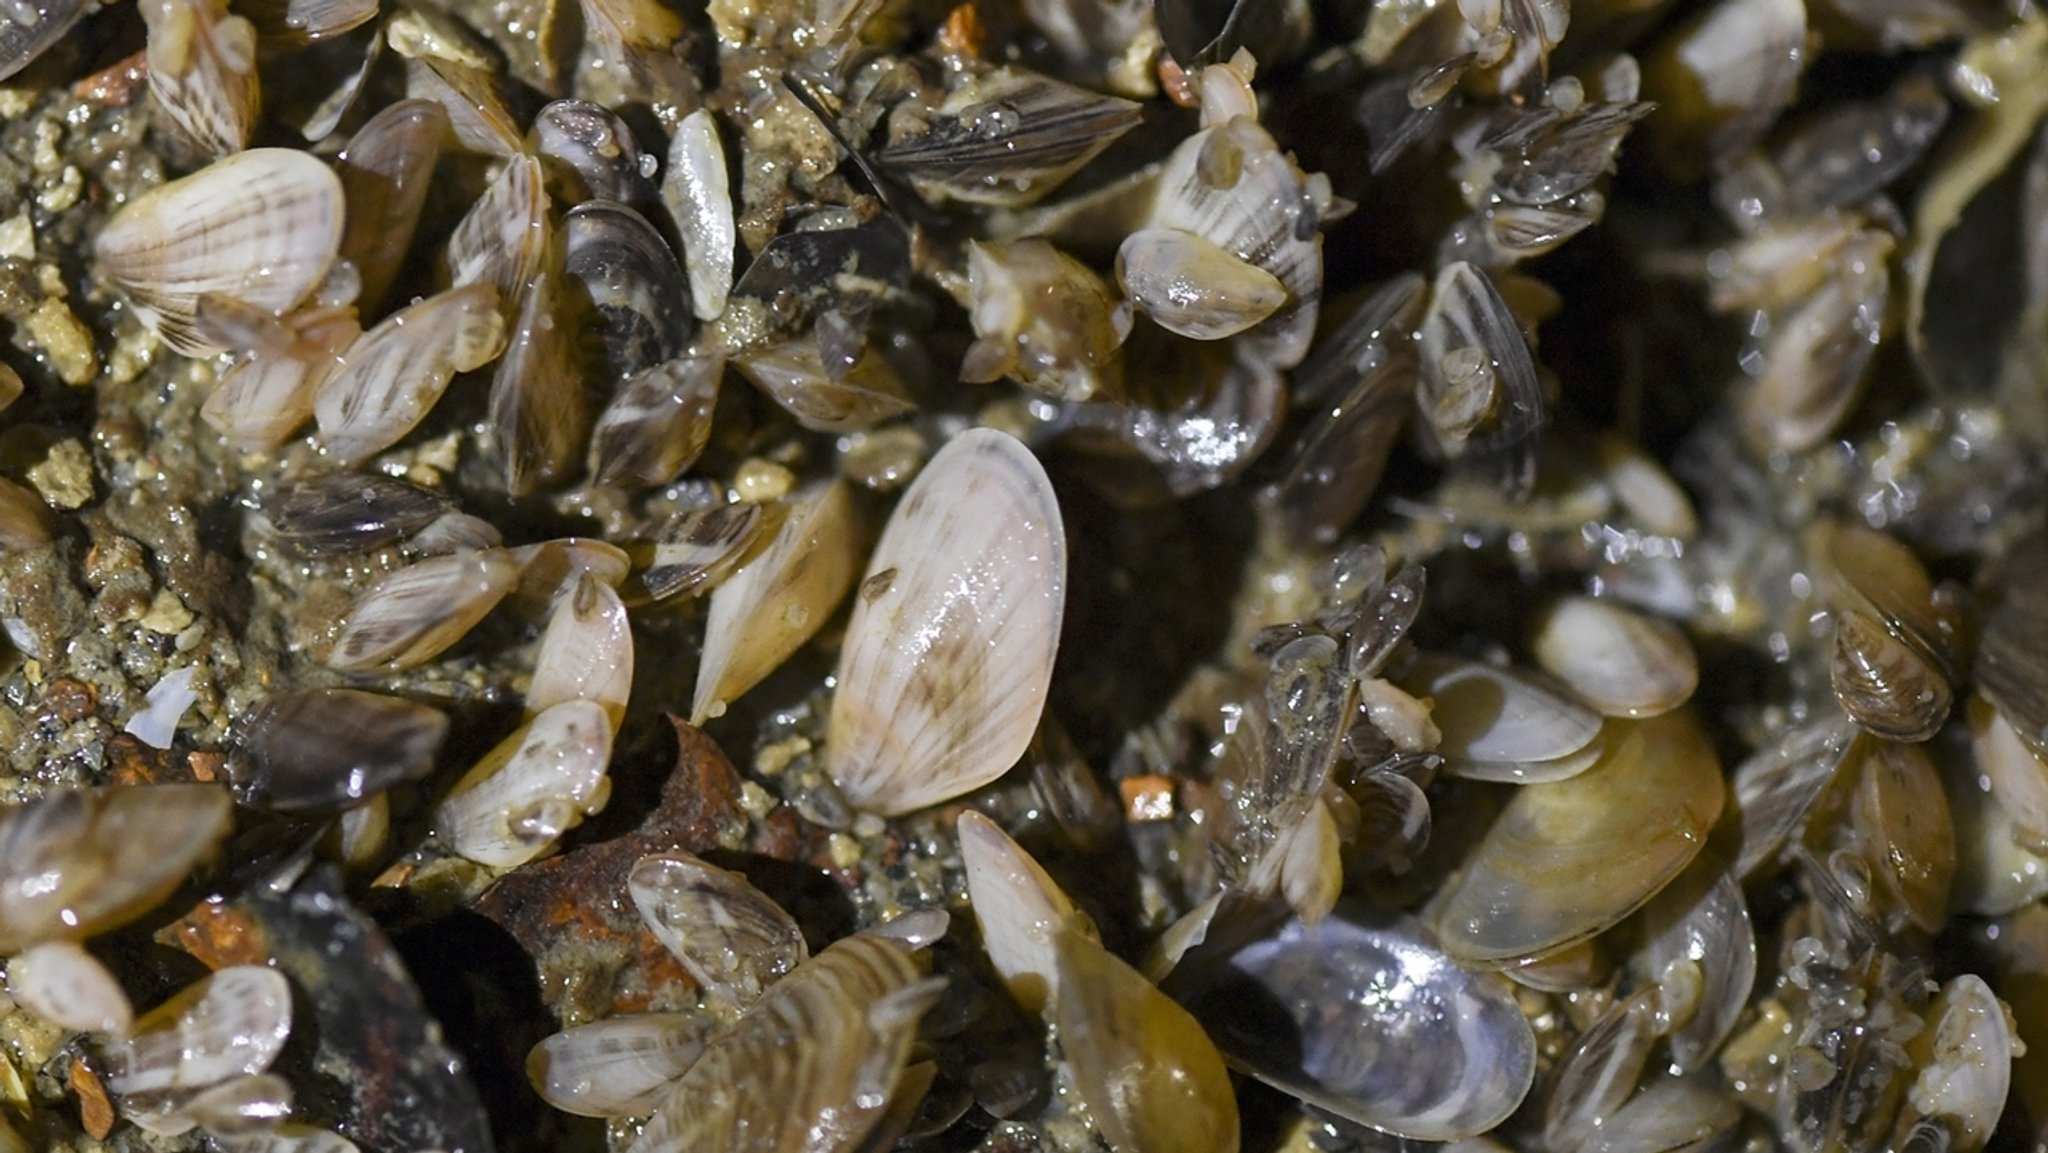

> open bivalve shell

[{"left": 826, "top": 429, "right": 1066, "bottom": 817}]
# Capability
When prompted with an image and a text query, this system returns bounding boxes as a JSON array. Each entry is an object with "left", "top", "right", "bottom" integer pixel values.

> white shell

[
  {"left": 6, "top": 940, "right": 133, "bottom": 1034},
  {"left": 663, "top": 109, "right": 735, "bottom": 322},
  {"left": 95, "top": 149, "right": 344, "bottom": 356},
  {"left": 103, "top": 966, "right": 293, "bottom": 1136},
  {"left": 691, "top": 481, "right": 864, "bottom": 724},
  {"left": 437, "top": 698, "right": 614, "bottom": 867},
  {"left": 526, "top": 1013, "right": 711, "bottom": 1118},
  {"left": 1900, "top": 974, "right": 2012, "bottom": 1153},
  {"left": 826, "top": 429, "right": 1066, "bottom": 816},
  {"left": 1532, "top": 596, "right": 1699, "bottom": 718},
  {"left": 958, "top": 810, "right": 1094, "bottom": 1014},
  {"left": 527, "top": 573, "right": 633, "bottom": 729},
  {"left": 327, "top": 548, "right": 520, "bottom": 670},
  {"left": 315, "top": 282, "right": 507, "bottom": 465}
]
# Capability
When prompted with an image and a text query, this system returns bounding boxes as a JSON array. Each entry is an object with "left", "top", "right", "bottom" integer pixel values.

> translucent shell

[
  {"left": 1531, "top": 596, "right": 1698, "bottom": 718},
  {"left": 627, "top": 852, "right": 807, "bottom": 1007},
  {"left": 1428, "top": 710, "right": 1725, "bottom": 965},
  {"left": 826, "top": 429, "right": 1066, "bottom": 816}
]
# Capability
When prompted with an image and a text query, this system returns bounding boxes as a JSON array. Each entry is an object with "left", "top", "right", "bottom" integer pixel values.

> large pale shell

[
  {"left": 663, "top": 109, "right": 735, "bottom": 322},
  {"left": 691, "top": 480, "right": 865, "bottom": 723},
  {"left": 1732, "top": 713, "right": 1858, "bottom": 878},
  {"left": 95, "top": 149, "right": 345, "bottom": 356},
  {"left": 1532, "top": 596, "right": 1698, "bottom": 718},
  {"left": 437, "top": 698, "right": 614, "bottom": 868},
  {"left": 526, "top": 1013, "right": 712, "bottom": 1118},
  {"left": 1055, "top": 926, "right": 1240, "bottom": 1153},
  {"left": 314, "top": 282, "right": 507, "bottom": 466},
  {"left": 1944, "top": 740, "right": 2048, "bottom": 916},
  {"left": 327, "top": 547, "right": 521, "bottom": 670},
  {"left": 1168, "top": 905, "right": 1534, "bottom": 1141},
  {"left": 102, "top": 966, "right": 293, "bottom": 1136},
  {"left": 0, "top": 784, "right": 233, "bottom": 952},
  {"left": 1402, "top": 653, "right": 1604, "bottom": 782},
  {"left": 957, "top": 810, "right": 1096, "bottom": 1014},
  {"left": 1428, "top": 710, "right": 1725, "bottom": 965},
  {"left": 1583, "top": 1077, "right": 1742, "bottom": 1153},
  {"left": 7, "top": 940, "right": 133, "bottom": 1035},
  {"left": 627, "top": 852, "right": 808, "bottom": 1006},
  {"left": 826, "top": 429, "right": 1066, "bottom": 817},
  {"left": 625, "top": 936, "right": 941, "bottom": 1153}
]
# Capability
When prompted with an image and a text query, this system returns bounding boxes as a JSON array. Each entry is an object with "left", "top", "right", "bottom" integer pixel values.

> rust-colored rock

[{"left": 42, "top": 677, "right": 95, "bottom": 724}]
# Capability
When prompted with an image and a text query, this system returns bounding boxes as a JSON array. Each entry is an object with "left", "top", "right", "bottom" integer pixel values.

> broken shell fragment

[
  {"left": 826, "top": 429, "right": 1066, "bottom": 816},
  {"left": 101, "top": 966, "right": 293, "bottom": 1136},
  {"left": 1167, "top": 905, "right": 1535, "bottom": 1141},
  {"left": 95, "top": 149, "right": 345, "bottom": 356},
  {"left": 327, "top": 547, "right": 521, "bottom": 670},
  {"left": 1532, "top": 596, "right": 1698, "bottom": 718},
  {"left": 1428, "top": 710, "right": 1724, "bottom": 965},
  {"left": 525, "top": 1013, "right": 713, "bottom": 1118},
  {"left": 0, "top": 784, "right": 233, "bottom": 953},
  {"left": 229, "top": 687, "right": 448, "bottom": 812},
  {"left": 627, "top": 851, "right": 808, "bottom": 1006},
  {"left": 692, "top": 480, "right": 865, "bottom": 723},
  {"left": 624, "top": 935, "right": 940, "bottom": 1153},
  {"left": 7, "top": 940, "right": 133, "bottom": 1035},
  {"left": 437, "top": 698, "right": 615, "bottom": 868}
]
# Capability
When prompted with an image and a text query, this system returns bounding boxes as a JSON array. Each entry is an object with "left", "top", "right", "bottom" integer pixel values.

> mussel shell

[
  {"left": 532, "top": 99, "right": 652, "bottom": 206},
  {"left": 266, "top": 473, "right": 454, "bottom": 557},
  {"left": 1165, "top": 903, "right": 1535, "bottom": 1141},
  {"left": 229, "top": 688, "right": 448, "bottom": 813},
  {"left": 0, "top": 0, "right": 89, "bottom": 82},
  {"left": 561, "top": 200, "right": 689, "bottom": 382}
]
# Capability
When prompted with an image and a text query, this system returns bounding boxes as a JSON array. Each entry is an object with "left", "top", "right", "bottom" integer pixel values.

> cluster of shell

[{"left": 0, "top": 0, "right": 2047, "bottom": 1147}]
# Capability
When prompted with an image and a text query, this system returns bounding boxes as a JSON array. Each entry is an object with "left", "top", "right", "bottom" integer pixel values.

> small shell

[
  {"left": 733, "top": 329, "right": 917, "bottom": 434},
  {"left": 1583, "top": 1078, "right": 1742, "bottom": 1153},
  {"left": 1167, "top": 905, "right": 1534, "bottom": 1141},
  {"left": 526, "top": 1013, "right": 712, "bottom": 1118},
  {"left": 1849, "top": 739, "right": 1955, "bottom": 933},
  {"left": 202, "top": 305, "right": 361, "bottom": 451},
  {"left": 1775, "top": 75, "right": 1949, "bottom": 216},
  {"left": 1428, "top": 710, "right": 1725, "bottom": 965},
  {"left": 692, "top": 481, "right": 865, "bottom": 723},
  {"left": 7, "top": 940, "right": 133, "bottom": 1035},
  {"left": 490, "top": 260, "right": 584, "bottom": 495},
  {"left": 141, "top": 0, "right": 261, "bottom": 159},
  {"left": 1116, "top": 227, "right": 1287, "bottom": 341},
  {"left": 0, "top": 785, "right": 233, "bottom": 953},
  {"left": 1640, "top": 0, "right": 1806, "bottom": 172},
  {"left": 209, "top": 1125, "right": 360, "bottom": 1153},
  {"left": 1542, "top": 991, "right": 1660, "bottom": 1152},
  {"left": 641, "top": 502, "right": 766, "bottom": 602},
  {"left": 1054, "top": 926, "right": 1240, "bottom": 1153},
  {"left": 1630, "top": 868, "right": 1755, "bottom": 1073},
  {"left": 1894, "top": 975, "right": 2012, "bottom": 1153},
  {"left": 266, "top": 473, "right": 454, "bottom": 558},
  {"left": 0, "top": 476, "right": 50, "bottom": 552},
  {"left": 182, "top": 1074, "right": 293, "bottom": 1135},
  {"left": 237, "top": 0, "right": 376, "bottom": 42},
  {"left": 448, "top": 154, "right": 549, "bottom": 317},
  {"left": 1738, "top": 229, "right": 1892, "bottom": 455},
  {"left": 624, "top": 936, "right": 941, "bottom": 1153},
  {"left": 627, "top": 852, "right": 808, "bottom": 1007},
  {"left": 314, "top": 283, "right": 507, "bottom": 465},
  {"left": 663, "top": 109, "right": 735, "bottom": 322},
  {"left": 401, "top": 52, "right": 523, "bottom": 157},
  {"left": 562, "top": 200, "right": 689, "bottom": 383},
  {"left": 102, "top": 966, "right": 293, "bottom": 1136},
  {"left": 336, "top": 99, "right": 451, "bottom": 316},
  {"left": 876, "top": 67, "right": 1143, "bottom": 207},
  {"left": 1974, "top": 529, "right": 2048, "bottom": 759},
  {"left": 1970, "top": 695, "right": 2048, "bottom": 850},
  {"left": 95, "top": 149, "right": 345, "bottom": 356},
  {"left": 588, "top": 356, "right": 722, "bottom": 489},
  {"left": 962, "top": 239, "right": 1130, "bottom": 402},
  {"left": 437, "top": 699, "right": 613, "bottom": 868},
  {"left": 1402, "top": 653, "right": 1604, "bottom": 782},
  {"left": 1416, "top": 262, "right": 1544, "bottom": 495},
  {"left": 327, "top": 548, "right": 520, "bottom": 670},
  {"left": 527, "top": 574, "right": 633, "bottom": 727},
  {"left": 958, "top": 810, "right": 1095, "bottom": 1014},
  {"left": 229, "top": 688, "right": 448, "bottom": 812},
  {"left": 1945, "top": 744, "right": 2048, "bottom": 916},
  {"left": 826, "top": 429, "right": 1066, "bottom": 816},
  {"left": 1532, "top": 596, "right": 1698, "bottom": 718},
  {"left": 1732, "top": 713, "right": 1858, "bottom": 878},
  {"left": 533, "top": 99, "right": 652, "bottom": 207}
]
